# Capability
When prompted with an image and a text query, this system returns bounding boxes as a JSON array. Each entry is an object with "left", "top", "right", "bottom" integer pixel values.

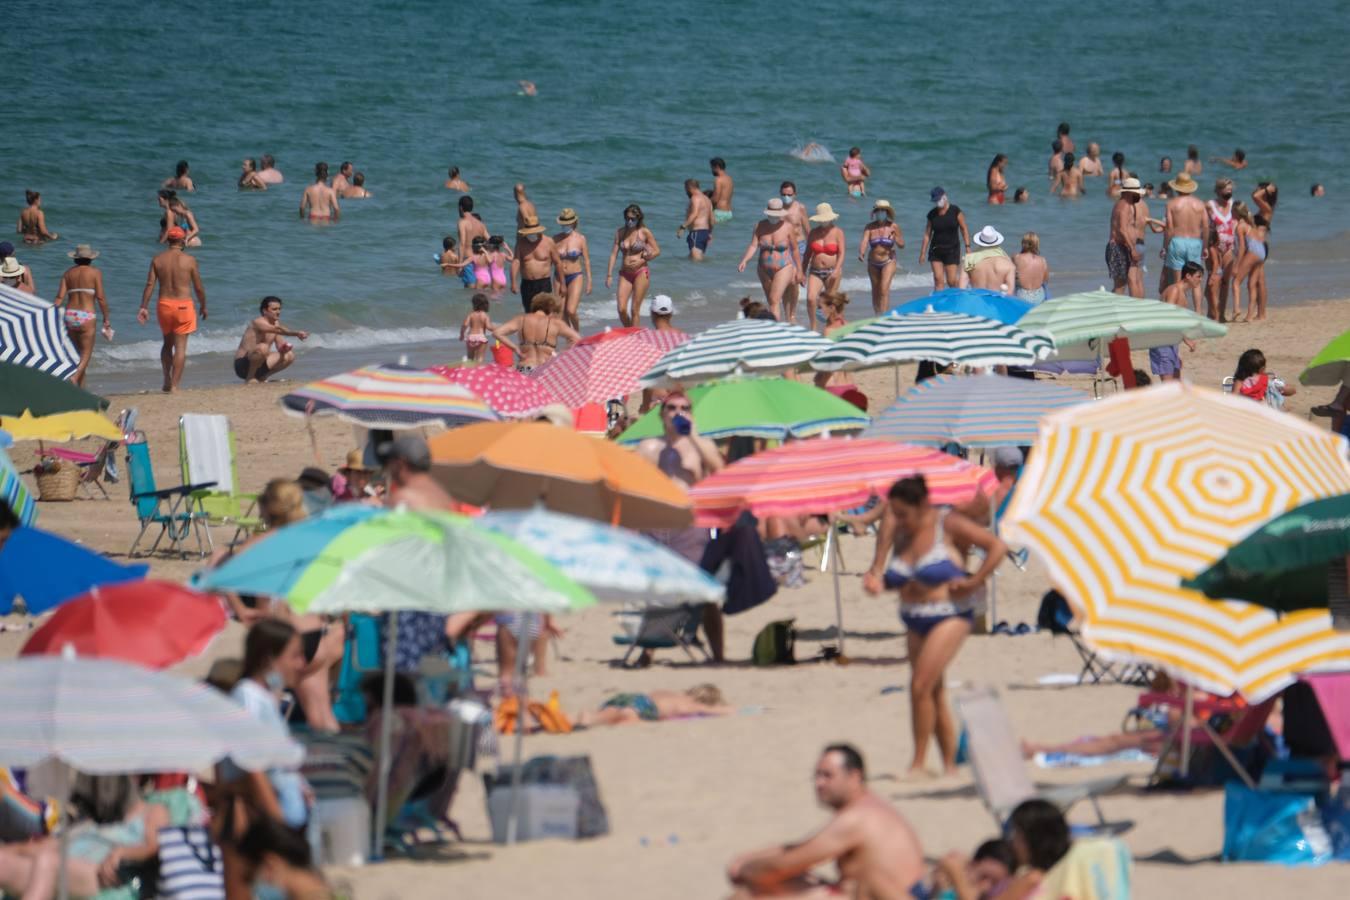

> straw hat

[
  {"left": 517, "top": 216, "right": 546, "bottom": 236},
  {"left": 973, "top": 226, "right": 1004, "bottom": 248},
  {"left": 1168, "top": 173, "right": 1198, "bottom": 194},
  {"left": 871, "top": 199, "right": 895, "bottom": 219},
  {"left": 1119, "top": 177, "right": 1144, "bottom": 196},
  {"left": 809, "top": 202, "right": 840, "bottom": 223},
  {"left": 0, "top": 258, "right": 23, "bottom": 279},
  {"left": 339, "top": 448, "right": 371, "bottom": 473},
  {"left": 556, "top": 208, "right": 579, "bottom": 226},
  {"left": 763, "top": 198, "right": 787, "bottom": 218},
  {"left": 67, "top": 244, "right": 99, "bottom": 260}
]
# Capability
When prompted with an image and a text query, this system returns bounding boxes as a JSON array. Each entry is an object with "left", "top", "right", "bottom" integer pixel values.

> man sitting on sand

[
  {"left": 727, "top": 744, "right": 925, "bottom": 898},
  {"left": 234, "top": 295, "right": 308, "bottom": 383}
]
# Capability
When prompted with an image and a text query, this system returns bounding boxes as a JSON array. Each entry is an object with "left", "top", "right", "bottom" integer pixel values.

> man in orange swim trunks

[{"left": 137, "top": 225, "right": 206, "bottom": 392}]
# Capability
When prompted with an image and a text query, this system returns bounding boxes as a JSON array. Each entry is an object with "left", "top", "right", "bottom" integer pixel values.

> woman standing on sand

[
  {"left": 1231, "top": 202, "right": 1270, "bottom": 322},
  {"left": 738, "top": 198, "right": 801, "bottom": 321},
  {"left": 858, "top": 199, "right": 905, "bottom": 315},
  {"left": 553, "top": 208, "right": 591, "bottom": 330},
  {"left": 863, "top": 476, "right": 1007, "bottom": 777},
  {"left": 919, "top": 189, "right": 967, "bottom": 293},
  {"left": 801, "top": 202, "right": 845, "bottom": 331},
  {"left": 17, "top": 191, "right": 58, "bottom": 244},
  {"left": 606, "top": 204, "right": 660, "bottom": 327}
]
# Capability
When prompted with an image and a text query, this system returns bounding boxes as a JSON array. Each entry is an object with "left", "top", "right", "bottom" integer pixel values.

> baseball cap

[
  {"left": 930, "top": 186, "right": 946, "bottom": 203},
  {"left": 378, "top": 434, "right": 431, "bottom": 472},
  {"left": 165, "top": 226, "right": 187, "bottom": 241},
  {"left": 650, "top": 295, "right": 675, "bottom": 316}
]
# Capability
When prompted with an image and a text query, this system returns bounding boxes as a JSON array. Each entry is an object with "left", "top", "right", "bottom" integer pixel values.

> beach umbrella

[
  {"left": 530, "top": 326, "right": 689, "bottom": 406},
  {"left": 21, "top": 581, "right": 226, "bottom": 669},
  {"left": 811, "top": 310, "right": 1052, "bottom": 373},
  {"left": 426, "top": 421, "right": 692, "bottom": 529},
  {"left": 1298, "top": 329, "right": 1350, "bottom": 387},
  {"left": 0, "top": 409, "right": 122, "bottom": 442},
  {"left": 0, "top": 284, "right": 79, "bottom": 378},
  {"left": 1003, "top": 383, "right": 1350, "bottom": 702},
  {"left": 0, "top": 526, "right": 148, "bottom": 614},
  {"left": 891, "top": 288, "right": 1034, "bottom": 324},
  {"left": 0, "top": 361, "right": 108, "bottom": 417},
  {"left": 1182, "top": 494, "right": 1350, "bottom": 616},
  {"left": 426, "top": 362, "right": 558, "bottom": 418},
  {"left": 615, "top": 377, "right": 869, "bottom": 444},
  {"left": 691, "top": 438, "right": 997, "bottom": 654},
  {"left": 865, "top": 374, "right": 1089, "bottom": 449},
  {"left": 280, "top": 363, "right": 499, "bottom": 429},
  {"left": 1014, "top": 290, "right": 1227, "bottom": 361},
  {"left": 0, "top": 440, "right": 35, "bottom": 526},
  {"left": 639, "top": 319, "right": 833, "bottom": 388}
]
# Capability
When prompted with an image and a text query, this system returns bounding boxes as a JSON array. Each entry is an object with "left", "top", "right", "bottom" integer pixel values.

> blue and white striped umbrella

[
  {"left": 812, "top": 310, "right": 1053, "bottom": 373},
  {"left": 0, "top": 439, "right": 36, "bottom": 525},
  {"left": 0, "top": 655, "right": 304, "bottom": 774},
  {"left": 865, "top": 374, "right": 1090, "bottom": 448},
  {"left": 0, "top": 285, "right": 79, "bottom": 379},
  {"left": 477, "top": 507, "right": 723, "bottom": 605},
  {"left": 639, "top": 318, "right": 833, "bottom": 388}
]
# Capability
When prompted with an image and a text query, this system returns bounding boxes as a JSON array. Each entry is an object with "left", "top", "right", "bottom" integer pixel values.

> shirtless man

[
  {"left": 1162, "top": 172, "right": 1209, "bottom": 309},
  {"left": 299, "top": 163, "right": 340, "bottom": 223},
  {"left": 1051, "top": 154, "right": 1084, "bottom": 197},
  {"left": 1211, "top": 148, "right": 1247, "bottom": 170},
  {"left": 234, "top": 295, "right": 308, "bottom": 383},
  {"left": 340, "top": 173, "right": 371, "bottom": 199},
  {"left": 514, "top": 183, "right": 536, "bottom": 229},
  {"left": 1046, "top": 140, "right": 1064, "bottom": 183},
  {"left": 137, "top": 227, "right": 206, "bottom": 392},
  {"left": 257, "top": 154, "right": 284, "bottom": 185},
  {"left": 331, "top": 162, "right": 353, "bottom": 195},
  {"left": 511, "top": 217, "right": 561, "bottom": 313},
  {"left": 727, "top": 745, "right": 925, "bottom": 899},
  {"left": 457, "top": 195, "right": 489, "bottom": 253},
  {"left": 1184, "top": 145, "right": 1203, "bottom": 176},
  {"left": 1106, "top": 179, "right": 1144, "bottom": 297},
  {"left": 378, "top": 434, "right": 456, "bottom": 511},
  {"left": 965, "top": 227, "right": 1016, "bottom": 293},
  {"left": 1077, "top": 142, "right": 1103, "bottom": 177},
  {"left": 444, "top": 166, "right": 470, "bottom": 192},
  {"left": 1055, "top": 122, "right": 1075, "bottom": 155},
  {"left": 162, "top": 160, "right": 195, "bottom": 192},
  {"left": 710, "top": 157, "right": 734, "bottom": 226},
  {"left": 678, "top": 178, "right": 714, "bottom": 260}
]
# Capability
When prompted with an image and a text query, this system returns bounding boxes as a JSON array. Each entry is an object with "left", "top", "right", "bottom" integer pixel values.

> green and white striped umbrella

[
  {"left": 1015, "top": 290, "right": 1228, "bottom": 361},
  {"left": 811, "top": 310, "right": 1052, "bottom": 373},
  {"left": 639, "top": 319, "right": 833, "bottom": 388}
]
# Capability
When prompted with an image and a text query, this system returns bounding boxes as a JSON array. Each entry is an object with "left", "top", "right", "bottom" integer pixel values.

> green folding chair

[{"left": 179, "top": 413, "right": 262, "bottom": 548}]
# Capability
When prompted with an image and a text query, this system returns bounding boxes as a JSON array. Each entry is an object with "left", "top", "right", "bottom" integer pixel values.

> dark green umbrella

[
  {"left": 1183, "top": 494, "right": 1350, "bottom": 613},
  {"left": 0, "top": 362, "right": 108, "bottom": 417}
]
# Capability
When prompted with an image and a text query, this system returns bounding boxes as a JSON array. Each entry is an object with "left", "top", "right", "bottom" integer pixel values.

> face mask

[
  {"left": 527, "top": 234, "right": 540, "bottom": 243},
  {"left": 874, "top": 212, "right": 888, "bottom": 223},
  {"left": 264, "top": 671, "right": 284, "bottom": 693},
  {"left": 625, "top": 217, "right": 638, "bottom": 228},
  {"left": 560, "top": 226, "right": 573, "bottom": 235},
  {"left": 781, "top": 195, "right": 794, "bottom": 206},
  {"left": 1221, "top": 192, "right": 1233, "bottom": 201}
]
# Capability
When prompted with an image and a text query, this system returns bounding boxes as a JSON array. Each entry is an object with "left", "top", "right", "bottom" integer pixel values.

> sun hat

[
  {"left": 0, "top": 258, "right": 23, "bottom": 279},
  {"left": 67, "top": 244, "right": 99, "bottom": 260},
  {"left": 871, "top": 199, "right": 895, "bottom": 219},
  {"left": 763, "top": 198, "right": 787, "bottom": 218},
  {"left": 556, "top": 208, "right": 578, "bottom": 226},
  {"left": 1168, "top": 173, "right": 1198, "bottom": 194},
  {"left": 650, "top": 295, "right": 675, "bottom": 316},
  {"left": 165, "top": 226, "right": 187, "bottom": 241},
  {"left": 339, "top": 448, "right": 371, "bottom": 473},
  {"left": 1119, "top": 177, "right": 1143, "bottom": 196},
  {"left": 517, "top": 216, "right": 546, "bottom": 236},
  {"left": 930, "top": 186, "right": 947, "bottom": 203},
  {"left": 809, "top": 202, "right": 840, "bottom": 223},
  {"left": 973, "top": 226, "right": 1004, "bottom": 248}
]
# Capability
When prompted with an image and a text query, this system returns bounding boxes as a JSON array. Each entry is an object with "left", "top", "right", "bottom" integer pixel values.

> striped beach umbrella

[
  {"left": 616, "top": 377, "right": 870, "bottom": 443},
  {"left": 531, "top": 327, "right": 689, "bottom": 405},
  {"left": 639, "top": 319, "right": 833, "bottom": 388},
  {"left": 0, "top": 285, "right": 79, "bottom": 379},
  {"left": 1004, "top": 383, "right": 1350, "bottom": 701},
  {"left": 280, "top": 364, "right": 498, "bottom": 429},
  {"left": 427, "top": 363, "right": 558, "bottom": 418},
  {"left": 0, "top": 440, "right": 36, "bottom": 525},
  {"left": 865, "top": 374, "right": 1089, "bottom": 448},
  {"left": 1015, "top": 290, "right": 1227, "bottom": 361},
  {"left": 811, "top": 310, "right": 1052, "bottom": 373}
]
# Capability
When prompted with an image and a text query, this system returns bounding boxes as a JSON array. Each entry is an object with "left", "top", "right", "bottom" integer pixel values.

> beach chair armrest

[{"left": 1034, "top": 775, "right": 1130, "bottom": 810}]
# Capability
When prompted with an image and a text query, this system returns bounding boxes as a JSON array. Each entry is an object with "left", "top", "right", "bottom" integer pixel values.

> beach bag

[
  {"left": 764, "top": 537, "right": 805, "bottom": 588},
  {"left": 154, "top": 825, "right": 225, "bottom": 899},
  {"left": 1222, "top": 782, "right": 1332, "bottom": 865},
  {"left": 752, "top": 619, "right": 796, "bottom": 666},
  {"left": 484, "top": 754, "right": 609, "bottom": 839}
]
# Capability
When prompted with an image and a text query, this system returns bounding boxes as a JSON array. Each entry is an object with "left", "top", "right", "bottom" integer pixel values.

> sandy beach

[{"left": 6, "top": 299, "right": 1349, "bottom": 898}]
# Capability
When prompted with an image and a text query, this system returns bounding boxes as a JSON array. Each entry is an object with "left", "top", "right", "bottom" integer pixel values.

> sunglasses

[{"left": 664, "top": 404, "right": 691, "bottom": 413}]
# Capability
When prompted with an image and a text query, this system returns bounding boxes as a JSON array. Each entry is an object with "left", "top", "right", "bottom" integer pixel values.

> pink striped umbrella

[
  {"left": 530, "top": 327, "right": 689, "bottom": 407},
  {"left": 428, "top": 363, "right": 558, "bottom": 418},
  {"left": 691, "top": 438, "right": 997, "bottom": 528}
]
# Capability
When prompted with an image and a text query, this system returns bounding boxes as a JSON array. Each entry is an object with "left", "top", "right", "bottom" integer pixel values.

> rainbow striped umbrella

[
  {"left": 280, "top": 364, "right": 498, "bottom": 429},
  {"left": 1004, "top": 383, "right": 1350, "bottom": 701},
  {"left": 531, "top": 327, "right": 689, "bottom": 405},
  {"left": 428, "top": 363, "right": 557, "bottom": 418},
  {"left": 865, "top": 374, "right": 1089, "bottom": 448}
]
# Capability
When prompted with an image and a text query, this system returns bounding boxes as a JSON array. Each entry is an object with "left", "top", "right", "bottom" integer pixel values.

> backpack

[{"left": 752, "top": 619, "right": 796, "bottom": 666}]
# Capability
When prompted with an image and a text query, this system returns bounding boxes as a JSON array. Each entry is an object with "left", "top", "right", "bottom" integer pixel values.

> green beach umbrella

[
  {"left": 616, "top": 377, "right": 869, "bottom": 444},
  {"left": 1299, "top": 329, "right": 1350, "bottom": 387},
  {"left": 0, "top": 361, "right": 108, "bottom": 417},
  {"left": 1015, "top": 290, "right": 1227, "bottom": 361},
  {"left": 1182, "top": 494, "right": 1350, "bottom": 614}
]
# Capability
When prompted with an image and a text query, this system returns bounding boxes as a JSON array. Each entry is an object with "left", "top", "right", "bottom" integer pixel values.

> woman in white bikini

[{"left": 54, "top": 244, "right": 111, "bottom": 386}]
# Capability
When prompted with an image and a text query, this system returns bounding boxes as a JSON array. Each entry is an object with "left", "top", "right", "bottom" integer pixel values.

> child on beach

[
  {"left": 1232, "top": 202, "right": 1270, "bottom": 321},
  {"left": 439, "top": 235, "right": 472, "bottom": 286},
  {"left": 1232, "top": 348, "right": 1295, "bottom": 408},
  {"left": 459, "top": 293, "right": 514, "bottom": 362},
  {"left": 840, "top": 147, "right": 870, "bottom": 198},
  {"left": 1150, "top": 262, "right": 1201, "bottom": 382}
]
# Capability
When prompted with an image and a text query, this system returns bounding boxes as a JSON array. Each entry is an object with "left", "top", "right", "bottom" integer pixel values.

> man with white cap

[
  {"left": 1106, "top": 178, "right": 1145, "bottom": 297},
  {"left": 649, "top": 294, "right": 677, "bottom": 331},
  {"left": 964, "top": 227, "right": 1016, "bottom": 294}
]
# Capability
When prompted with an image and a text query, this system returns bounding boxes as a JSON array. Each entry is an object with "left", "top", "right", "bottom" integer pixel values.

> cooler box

[{"left": 485, "top": 782, "right": 580, "bottom": 844}]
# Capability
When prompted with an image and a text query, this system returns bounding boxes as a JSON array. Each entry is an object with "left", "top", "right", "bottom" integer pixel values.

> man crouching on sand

[
  {"left": 234, "top": 295, "right": 307, "bottom": 383},
  {"left": 727, "top": 744, "right": 924, "bottom": 899}
]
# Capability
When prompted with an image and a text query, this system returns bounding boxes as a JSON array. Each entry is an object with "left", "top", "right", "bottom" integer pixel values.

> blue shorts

[
  {"left": 460, "top": 263, "right": 476, "bottom": 287},
  {"left": 1165, "top": 237, "right": 1204, "bottom": 271},
  {"left": 1149, "top": 344, "right": 1181, "bottom": 377},
  {"left": 686, "top": 228, "right": 710, "bottom": 252}
]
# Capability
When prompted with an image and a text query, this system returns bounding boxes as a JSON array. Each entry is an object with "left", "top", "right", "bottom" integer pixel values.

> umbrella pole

[
  {"left": 372, "top": 612, "right": 399, "bottom": 861},
  {"left": 1179, "top": 682, "right": 1194, "bottom": 779},
  {"left": 56, "top": 761, "right": 70, "bottom": 900},
  {"left": 829, "top": 515, "right": 845, "bottom": 656},
  {"left": 506, "top": 614, "right": 531, "bottom": 844}
]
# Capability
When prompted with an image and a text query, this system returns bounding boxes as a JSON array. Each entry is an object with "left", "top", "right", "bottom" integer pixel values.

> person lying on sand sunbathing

[{"left": 576, "top": 684, "right": 734, "bottom": 726}]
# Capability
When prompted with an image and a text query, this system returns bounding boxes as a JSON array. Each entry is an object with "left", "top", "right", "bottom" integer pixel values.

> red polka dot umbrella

[
  {"left": 428, "top": 363, "right": 559, "bottom": 418},
  {"left": 530, "top": 327, "right": 689, "bottom": 407}
]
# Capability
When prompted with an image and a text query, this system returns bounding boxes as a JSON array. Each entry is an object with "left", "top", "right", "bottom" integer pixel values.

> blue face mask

[
  {"left": 526, "top": 233, "right": 541, "bottom": 243},
  {"left": 781, "top": 195, "right": 795, "bottom": 206},
  {"left": 264, "top": 671, "right": 284, "bottom": 693},
  {"left": 560, "top": 226, "right": 573, "bottom": 235},
  {"left": 625, "top": 217, "right": 638, "bottom": 228}
]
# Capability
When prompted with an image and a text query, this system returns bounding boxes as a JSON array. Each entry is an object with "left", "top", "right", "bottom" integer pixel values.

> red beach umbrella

[
  {"left": 529, "top": 327, "right": 689, "bottom": 407},
  {"left": 428, "top": 363, "right": 559, "bottom": 418}
]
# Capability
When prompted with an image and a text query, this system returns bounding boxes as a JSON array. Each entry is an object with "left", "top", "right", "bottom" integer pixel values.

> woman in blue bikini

[
  {"left": 553, "top": 208, "right": 591, "bottom": 330},
  {"left": 864, "top": 475, "right": 1007, "bottom": 776}
]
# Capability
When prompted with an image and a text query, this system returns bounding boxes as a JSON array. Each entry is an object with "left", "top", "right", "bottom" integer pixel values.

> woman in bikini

[
  {"left": 858, "top": 199, "right": 905, "bottom": 315},
  {"left": 605, "top": 203, "right": 660, "bottom": 326},
  {"left": 54, "top": 244, "right": 110, "bottom": 387},
  {"left": 986, "top": 154, "right": 1009, "bottom": 205},
  {"left": 1206, "top": 179, "right": 1237, "bottom": 321},
  {"left": 494, "top": 292, "right": 580, "bottom": 372},
  {"left": 553, "top": 207, "right": 591, "bottom": 329},
  {"left": 801, "top": 203, "right": 845, "bottom": 331},
  {"left": 1231, "top": 203, "right": 1271, "bottom": 322},
  {"left": 737, "top": 198, "right": 800, "bottom": 320},
  {"left": 159, "top": 195, "right": 201, "bottom": 247},
  {"left": 17, "top": 190, "right": 58, "bottom": 245},
  {"left": 863, "top": 475, "right": 1006, "bottom": 776}
]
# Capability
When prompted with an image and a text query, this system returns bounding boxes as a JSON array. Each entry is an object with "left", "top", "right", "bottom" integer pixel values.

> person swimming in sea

[
  {"left": 439, "top": 235, "right": 472, "bottom": 286},
  {"left": 17, "top": 190, "right": 58, "bottom": 245}
]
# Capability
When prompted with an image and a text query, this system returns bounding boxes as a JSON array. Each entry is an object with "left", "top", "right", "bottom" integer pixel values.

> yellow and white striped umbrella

[{"left": 1005, "top": 383, "right": 1350, "bottom": 701}]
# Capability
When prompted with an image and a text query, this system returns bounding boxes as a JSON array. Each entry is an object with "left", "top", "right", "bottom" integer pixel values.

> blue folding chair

[{"left": 125, "top": 436, "right": 215, "bottom": 558}]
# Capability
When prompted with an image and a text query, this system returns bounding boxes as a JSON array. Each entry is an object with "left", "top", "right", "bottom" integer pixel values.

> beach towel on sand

[{"left": 1034, "top": 838, "right": 1132, "bottom": 899}]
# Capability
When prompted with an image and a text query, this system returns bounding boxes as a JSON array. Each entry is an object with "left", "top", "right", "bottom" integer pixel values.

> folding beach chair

[
  {"left": 1036, "top": 591, "right": 1152, "bottom": 686},
  {"left": 612, "top": 604, "right": 708, "bottom": 667},
  {"left": 44, "top": 408, "right": 136, "bottom": 499},
  {"left": 179, "top": 413, "right": 262, "bottom": 547},
  {"left": 955, "top": 686, "right": 1131, "bottom": 832},
  {"left": 126, "top": 435, "right": 215, "bottom": 558}
]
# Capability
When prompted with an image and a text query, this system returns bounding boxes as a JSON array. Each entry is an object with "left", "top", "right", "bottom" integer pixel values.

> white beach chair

[{"left": 179, "top": 413, "right": 261, "bottom": 547}]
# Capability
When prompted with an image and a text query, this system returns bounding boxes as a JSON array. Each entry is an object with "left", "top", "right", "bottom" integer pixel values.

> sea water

[{"left": 4, "top": 0, "right": 1347, "bottom": 392}]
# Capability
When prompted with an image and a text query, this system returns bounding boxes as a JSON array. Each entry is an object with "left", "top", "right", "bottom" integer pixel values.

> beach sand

[{"left": 5, "top": 300, "right": 1348, "bottom": 898}]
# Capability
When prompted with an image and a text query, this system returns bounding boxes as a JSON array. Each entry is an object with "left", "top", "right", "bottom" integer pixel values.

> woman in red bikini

[
  {"left": 802, "top": 202, "right": 845, "bottom": 331},
  {"left": 605, "top": 203, "right": 660, "bottom": 327},
  {"left": 986, "top": 154, "right": 1008, "bottom": 204}
]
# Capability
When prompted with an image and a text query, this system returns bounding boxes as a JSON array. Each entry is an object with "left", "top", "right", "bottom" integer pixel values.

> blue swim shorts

[{"left": 1164, "top": 237, "right": 1204, "bottom": 271}]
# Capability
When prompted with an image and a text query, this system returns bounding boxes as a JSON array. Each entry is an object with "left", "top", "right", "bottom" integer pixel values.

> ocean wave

[
  {"left": 727, "top": 272, "right": 932, "bottom": 292},
  {"left": 98, "top": 325, "right": 461, "bottom": 362}
]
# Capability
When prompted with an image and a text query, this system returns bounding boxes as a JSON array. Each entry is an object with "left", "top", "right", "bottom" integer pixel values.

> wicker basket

[{"left": 35, "top": 461, "right": 80, "bottom": 501}]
